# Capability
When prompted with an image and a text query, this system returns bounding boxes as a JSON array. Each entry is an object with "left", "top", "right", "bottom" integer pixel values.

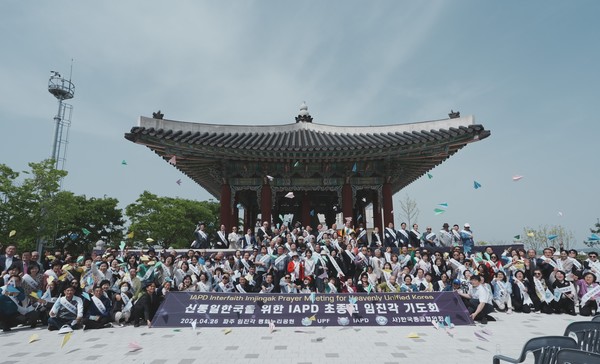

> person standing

[
  {"left": 460, "top": 224, "right": 474, "bottom": 254},
  {"left": 437, "top": 223, "right": 453, "bottom": 247},
  {"left": 192, "top": 222, "right": 209, "bottom": 249}
]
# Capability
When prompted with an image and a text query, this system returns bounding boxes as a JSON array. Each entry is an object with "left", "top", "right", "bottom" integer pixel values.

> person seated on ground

[
  {"left": 491, "top": 271, "right": 513, "bottom": 313},
  {"left": 377, "top": 275, "right": 401, "bottom": 293},
  {"left": 355, "top": 273, "right": 371, "bottom": 293},
  {"left": 260, "top": 273, "right": 275, "bottom": 293},
  {"left": 434, "top": 273, "right": 452, "bottom": 292},
  {"left": 48, "top": 285, "right": 84, "bottom": 331},
  {"left": 112, "top": 281, "right": 133, "bottom": 326},
  {"left": 457, "top": 274, "right": 495, "bottom": 324},
  {"left": 197, "top": 272, "right": 213, "bottom": 292},
  {"left": 400, "top": 275, "right": 418, "bottom": 292},
  {"left": 0, "top": 274, "right": 40, "bottom": 331},
  {"left": 550, "top": 270, "right": 576, "bottom": 315},
  {"left": 528, "top": 268, "right": 555, "bottom": 314},
  {"left": 132, "top": 282, "right": 159, "bottom": 328},
  {"left": 299, "top": 276, "right": 313, "bottom": 293},
  {"left": 234, "top": 276, "right": 251, "bottom": 293},
  {"left": 341, "top": 276, "right": 357, "bottom": 293},
  {"left": 575, "top": 272, "right": 600, "bottom": 316},
  {"left": 83, "top": 285, "right": 112, "bottom": 330},
  {"left": 215, "top": 274, "right": 235, "bottom": 292},
  {"left": 178, "top": 275, "right": 197, "bottom": 292},
  {"left": 280, "top": 274, "right": 298, "bottom": 293},
  {"left": 511, "top": 270, "right": 533, "bottom": 314}
]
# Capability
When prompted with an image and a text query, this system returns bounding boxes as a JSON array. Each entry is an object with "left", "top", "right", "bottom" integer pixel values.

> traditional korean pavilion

[{"left": 125, "top": 104, "right": 490, "bottom": 232}]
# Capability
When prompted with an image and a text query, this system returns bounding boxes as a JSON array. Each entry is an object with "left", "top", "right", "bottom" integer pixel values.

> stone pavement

[{"left": 0, "top": 313, "right": 586, "bottom": 364}]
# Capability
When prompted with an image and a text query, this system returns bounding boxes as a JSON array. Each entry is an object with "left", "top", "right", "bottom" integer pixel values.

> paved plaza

[{"left": 0, "top": 312, "right": 586, "bottom": 364}]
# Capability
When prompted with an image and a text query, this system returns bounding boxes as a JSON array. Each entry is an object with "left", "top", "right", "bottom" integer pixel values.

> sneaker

[
  {"left": 507, "top": 308, "right": 513, "bottom": 314},
  {"left": 481, "top": 316, "right": 488, "bottom": 324},
  {"left": 103, "top": 323, "right": 113, "bottom": 329}
]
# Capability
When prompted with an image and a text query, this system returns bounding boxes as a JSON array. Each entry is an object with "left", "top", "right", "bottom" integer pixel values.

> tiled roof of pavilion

[{"left": 125, "top": 113, "right": 490, "bottom": 197}]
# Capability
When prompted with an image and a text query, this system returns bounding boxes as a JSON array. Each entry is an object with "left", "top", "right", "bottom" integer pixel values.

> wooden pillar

[
  {"left": 373, "top": 191, "right": 383, "bottom": 234},
  {"left": 342, "top": 183, "right": 353, "bottom": 222},
  {"left": 302, "top": 192, "right": 311, "bottom": 227},
  {"left": 382, "top": 182, "right": 394, "bottom": 228},
  {"left": 220, "top": 183, "right": 232, "bottom": 231},
  {"left": 261, "top": 183, "right": 272, "bottom": 224}
]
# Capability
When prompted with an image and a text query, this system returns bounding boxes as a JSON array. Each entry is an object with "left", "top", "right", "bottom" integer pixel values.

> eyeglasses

[
  {"left": 285, "top": 276, "right": 291, "bottom": 279},
  {"left": 534, "top": 273, "right": 542, "bottom": 276}
]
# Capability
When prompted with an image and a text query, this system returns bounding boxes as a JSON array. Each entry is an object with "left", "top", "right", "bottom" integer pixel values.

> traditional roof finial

[{"left": 296, "top": 101, "right": 313, "bottom": 123}]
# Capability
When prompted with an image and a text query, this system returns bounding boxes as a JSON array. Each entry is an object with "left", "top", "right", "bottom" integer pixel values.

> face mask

[{"left": 120, "top": 286, "right": 129, "bottom": 292}]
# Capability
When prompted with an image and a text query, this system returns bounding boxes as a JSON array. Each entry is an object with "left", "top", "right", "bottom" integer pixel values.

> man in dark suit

[
  {"left": 132, "top": 283, "right": 160, "bottom": 328},
  {"left": 256, "top": 221, "right": 272, "bottom": 244},
  {"left": 0, "top": 245, "right": 20, "bottom": 276},
  {"left": 191, "top": 222, "right": 209, "bottom": 249}
]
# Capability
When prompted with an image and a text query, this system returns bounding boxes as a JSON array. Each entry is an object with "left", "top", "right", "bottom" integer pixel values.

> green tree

[
  {"left": 52, "top": 193, "right": 125, "bottom": 255},
  {"left": 522, "top": 225, "right": 575, "bottom": 252},
  {"left": 0, "top": 160, "right": 124, "bottom": 255},
  {"left": 0, "top": 160, "right": 67, "bottom": 252},
  {"left": 125, "top": 191, "right": 219, "bottom": 249}
]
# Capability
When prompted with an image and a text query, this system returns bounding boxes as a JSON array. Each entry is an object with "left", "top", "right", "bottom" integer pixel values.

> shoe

[
  {"left": 486, "top": 315, "right": 496, "bottom": 322},
  {"left": 133, "top": 321, "right": 140, "bottom": 328},
  {"left": 481, "top": 316, "right": 488, "bottom": 324},
  {"left": 103, "top": 323, "right": 112, "bottom": 329},
  {"left": 507, "top": 308, "right": 512, "bottom": 314}
]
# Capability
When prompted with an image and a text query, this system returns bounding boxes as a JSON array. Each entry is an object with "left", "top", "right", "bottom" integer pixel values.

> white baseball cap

[{"left": 464, "top": 223, "right": 470, "bottom": 228}]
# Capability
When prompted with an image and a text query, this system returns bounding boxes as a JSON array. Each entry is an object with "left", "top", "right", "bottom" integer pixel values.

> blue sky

[{"left": 1, "top": 1, "right": 598, "bottom": 247}]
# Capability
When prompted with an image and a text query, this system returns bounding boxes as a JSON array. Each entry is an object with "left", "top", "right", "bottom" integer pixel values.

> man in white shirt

[{"left": 456, "top": 274, "right": 494, "bottom": 324}]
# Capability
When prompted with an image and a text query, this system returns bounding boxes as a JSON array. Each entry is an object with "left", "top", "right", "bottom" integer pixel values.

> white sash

[
  {"left": 236, "top": 284, "right": 247, "bottom": 293},
  {"left": 304, "top": 259, "right": 315, "bottom": 276},
  {"left": 385, "top": 228, "right": 398, "bottom": 246},
  {"left": 432, "top": 264, "right": 441, "bottom": 277},
  {"left": 425, "top": 232, "right": 436, "bottom": 241},
  {"left": 399, "top": 230, "right": 409, "bottom": 241},
  {"left": 569, "top": 258, "right": 582, "bottom": 270},
  {"left": 386, "top": 281, "right": 398, "bottom": 292},
  {"left": 142, "top": 265, "right": 155, "bottom": 281},
  {"left": 516, "top": 280, "right": 533, "bottom": 305},
  {"left": 91, "top": 296, "right": 107, "bottom": 315},
  {"left": 541, "top": 257, "right": 558, "bottom": 269},
  {"left": 533, "top": 278, "right": 546, "bottom": 300},
  {"left": 374, "top": 233, "right": 382, "bottom": 245},
  {"left": 588, "top": 260, "right": 600, "bottom": 273},
  {"left": 240, "top": 259, "right": 251, "bottom": 272},
  {"left": 274, "top": 255, "right": 287, "bottom": 268},
  {"left": 218, "top": 231, "right": 227, "bottom": 244},
  {"left": 384, "top": 252, "right": 391, "bottom": 263},
  {"left": 581, "top": 285, "right": 600, "bottom": 306},
  {"left": 347, "top": 285, "right": 354, "bottom": 293},
  {"left": 121, "top": 293, "right": 132, "bottom": 312},
  {"left": 329, "top": 257, "right": 344, "bottom": 277},
  {"left": 327, "top": 282, "right": 338, "bottom": 293},
  {"left": 60, "top": 297, "right": 79, "bottom": 315},
  {"left": 496, "top": 281, "right": 507, "bottom": 297},
  {"left": 22, "top": 274, "right": 38, "bottom": 289},
  {"left": 556, "top": 259, "right": 564, "bottom": 271},
  {"left": 198, "top": 281, "right": 211, "bottom": 292},
  {"left": 345, "top": 250, "right": 356, "bottom": 261},
  {"left": 357, "top": 229, "right": 367, "bottom": 240}
]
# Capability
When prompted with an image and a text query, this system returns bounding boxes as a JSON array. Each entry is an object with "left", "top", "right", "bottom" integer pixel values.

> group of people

[{"left": 1, "top": 219, "right": 599, "bottom": 332}]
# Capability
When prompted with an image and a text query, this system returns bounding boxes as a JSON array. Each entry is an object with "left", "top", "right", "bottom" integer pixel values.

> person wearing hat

[
  {"left": 460, "top": 223, "right": 474, "bottom": 254},
  {"left": 456, "top": 274, "right": 494, "bottom": 324},
  {"left": 437, "top": 223, "right": 453, "bottom": 247}
]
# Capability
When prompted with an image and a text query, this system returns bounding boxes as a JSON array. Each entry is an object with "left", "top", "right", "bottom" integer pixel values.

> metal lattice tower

[{"left": 48, "top": 70, "right": 75, "bottom": 171}]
